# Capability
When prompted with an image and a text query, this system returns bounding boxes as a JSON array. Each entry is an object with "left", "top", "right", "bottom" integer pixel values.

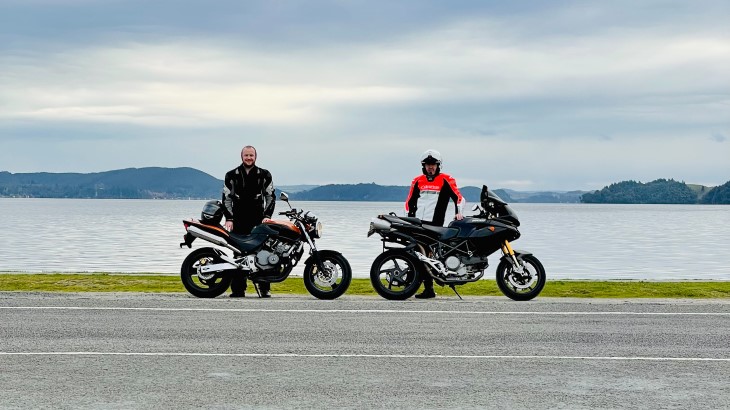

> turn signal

[{"left": 488, "top": 227, "right": 495, "bottom": 232}]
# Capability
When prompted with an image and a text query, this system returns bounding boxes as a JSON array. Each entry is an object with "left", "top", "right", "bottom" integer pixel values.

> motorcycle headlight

[{"left": 315, "top": 221, "right": 323, "bottom": 238}]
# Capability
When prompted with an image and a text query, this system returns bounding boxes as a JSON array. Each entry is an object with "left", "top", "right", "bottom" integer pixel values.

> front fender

[
  {"left": 304, "top": 249, "right": 345, "bottom": 266},
  {"left": 500, "top": 249, "right": 532, "bottom": 264}
]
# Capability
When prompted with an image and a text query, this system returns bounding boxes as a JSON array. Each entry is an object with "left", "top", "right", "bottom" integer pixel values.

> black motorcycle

[
  {"left": 180, "top": 192, "right": 352, "bottom": 299},
  {"left": 368, "top": 185, "right": 546, "bottom": 301}
]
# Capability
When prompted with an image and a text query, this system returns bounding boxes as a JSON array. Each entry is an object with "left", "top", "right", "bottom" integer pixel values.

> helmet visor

[{"left": 422, "top": 156, "right": 439, "bottom": 165}]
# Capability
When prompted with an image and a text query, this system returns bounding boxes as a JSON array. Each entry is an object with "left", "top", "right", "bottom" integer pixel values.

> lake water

[{"left": 0, "top": 198, "right": 728, "bottom": 280}]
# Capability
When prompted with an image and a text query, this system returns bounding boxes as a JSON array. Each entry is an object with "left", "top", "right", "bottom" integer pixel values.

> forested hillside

[
  {"left": 580, "top": 179, "right": 726, "bottom": 204},
  {"left": 0, "top": 168, "right": 222, "bottom": 199},
  {"left": 3, "top": 168, "right": 721, "bottom": 203},
  {"left": 699, "top": 181, "right": 730, "bottom": 204}
]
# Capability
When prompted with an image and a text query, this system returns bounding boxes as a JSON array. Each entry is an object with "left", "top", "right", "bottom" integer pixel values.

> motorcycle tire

[
  {"left": 496, "top": 254, "right": 546, "bottom": 301},
  {"left": 303, "top": 250, "right": 352, "bottom": 300},
  {"left": 369, "top": 249, "right": 422, "bottom": 300},
  {"left": 180, "top": 247, "right": 234, "bottom": 298}
]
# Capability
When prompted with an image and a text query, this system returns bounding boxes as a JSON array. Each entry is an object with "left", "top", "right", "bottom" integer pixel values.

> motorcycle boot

[
  {"left": 229, "top": 276, "right": 247, "bottom": 298},
  {"left": 257, "top": 282, "right": 271, "bottom": 298},
  {"left": 415, "top": 278, "right": 436, "bottom": 299},
  {"left": 415, "top": 287, "right": 436, "bottom": 299}
]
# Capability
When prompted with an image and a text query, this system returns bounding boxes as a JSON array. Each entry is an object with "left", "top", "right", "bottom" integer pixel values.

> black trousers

[
  {"left": 230, "top": 216, "right": 269, "bottom": 295},
  {"left": 421, "top": 275, "right": 434, "bottom": 290}
]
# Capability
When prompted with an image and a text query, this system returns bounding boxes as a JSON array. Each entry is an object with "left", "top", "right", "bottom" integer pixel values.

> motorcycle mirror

[
  {"left": 279, "top": 191, "right": 293, "bottom": 209},
  {"left": 480, "top": 185, "right": 489, "bottom": 202}
]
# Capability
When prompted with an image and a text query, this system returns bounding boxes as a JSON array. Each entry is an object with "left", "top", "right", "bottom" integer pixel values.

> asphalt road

[{"left": 1, "top": 292, "right": 729, "bottom": 409}]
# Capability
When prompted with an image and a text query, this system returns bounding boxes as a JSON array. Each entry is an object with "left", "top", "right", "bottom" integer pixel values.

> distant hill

[
  {"left": 289, "top": 183, "right": 585, "bottom": 203},
  {"left": 278, "top": 185, "right": 319, "bottom": 193},
  {"left": 9, "top": 168, "right": 717, "bottom": 204},
  {"left": 699, "top": 181, "right": 730, "bottom": 204},
  {"left": 0, "top": 168, "right": 222, "bottom": 199},
  {"left": 290, "top": 183, "right": 408, "bottom": 201},
  {"left": 496, "top": 188, "right": 585, "bottom": 203},
  {"left": 580, "top": 179, "right": 726, "bottom": 204}
]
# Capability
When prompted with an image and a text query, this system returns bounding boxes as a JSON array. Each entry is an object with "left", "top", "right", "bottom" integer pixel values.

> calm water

[{"left": 0, "top": 198, "right": 728, "bottom": 280}]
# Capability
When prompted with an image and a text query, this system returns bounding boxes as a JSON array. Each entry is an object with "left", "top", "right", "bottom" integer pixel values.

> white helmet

[{"left": 421, "top": 149, "right": 442, "bottom": 165}]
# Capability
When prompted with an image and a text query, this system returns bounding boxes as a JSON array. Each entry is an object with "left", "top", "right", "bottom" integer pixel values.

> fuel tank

[
  {"left": 448, "top": 217, "right": 520, "bottom": 252},
  {"left": 254, "top": 219, "right": 301, "bottom": 241}
]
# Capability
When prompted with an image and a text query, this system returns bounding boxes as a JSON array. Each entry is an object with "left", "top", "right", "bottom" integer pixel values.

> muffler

[{"left": 187, "top": 226, "right": 239, "bottom": 253}]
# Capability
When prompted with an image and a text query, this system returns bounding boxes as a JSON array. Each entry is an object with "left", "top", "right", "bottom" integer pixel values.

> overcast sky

[{"left": 0, "top": 0, "right": 728, "bottom": 190}]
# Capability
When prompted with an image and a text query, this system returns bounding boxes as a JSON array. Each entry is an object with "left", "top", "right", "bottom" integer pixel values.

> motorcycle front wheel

[
  {"left": 180, "top": 247, "right": 234, "bottom": 298},
  {"left": 369, "top": 249, "right": 422, "bottom": 300},
  {"left": 303, "top": 250, "right": 352, "bottom": 300},
  {"left": 496, "top": 254, "right": 546, "bottom": 301}
]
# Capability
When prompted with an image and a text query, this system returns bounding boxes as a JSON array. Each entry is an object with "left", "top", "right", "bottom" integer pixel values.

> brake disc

[
  {"left": 314, "top": 261, "right": 339, "bottom": 287},
  {"left": 196, "top": 258, "right": 216, "bottom": 281},
  {"left": 507, "top": 265, "right": 536, "bottom": 290}
]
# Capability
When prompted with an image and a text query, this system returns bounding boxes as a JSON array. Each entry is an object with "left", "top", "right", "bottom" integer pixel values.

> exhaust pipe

[
  {"left": 367, "top": 217, "right": 392, "bottom": 237},
  {"left": 187, "top": 226, "right": 239, "bottom": 253}
]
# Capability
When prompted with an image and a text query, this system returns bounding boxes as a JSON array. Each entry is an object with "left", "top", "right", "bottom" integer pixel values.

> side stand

[{"left": 449, "top": 285, "right": 463, "bottom": 300}]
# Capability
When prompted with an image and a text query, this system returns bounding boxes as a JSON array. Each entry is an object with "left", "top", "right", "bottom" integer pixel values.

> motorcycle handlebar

[{"left": 278, "top": 209, "right": 300, "bottom": 217}]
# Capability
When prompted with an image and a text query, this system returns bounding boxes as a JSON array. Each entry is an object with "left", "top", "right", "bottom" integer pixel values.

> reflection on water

[{"left": 0, "top": 199, "right": 728, "bottom": 280}]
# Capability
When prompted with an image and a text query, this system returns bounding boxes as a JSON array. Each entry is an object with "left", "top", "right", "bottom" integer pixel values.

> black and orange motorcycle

[{"left": 180, "top": 192, "right": 351, "bottom": 299}]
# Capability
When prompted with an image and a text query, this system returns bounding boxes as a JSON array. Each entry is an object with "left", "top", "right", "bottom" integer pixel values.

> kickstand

[
  {"left": 253, "top": 282, "right": 261, "bottom": 297},
  {"left": 449, "top": 285, "right": 463, "bottom": 300}
]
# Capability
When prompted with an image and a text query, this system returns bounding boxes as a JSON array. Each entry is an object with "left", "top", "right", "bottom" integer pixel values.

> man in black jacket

[{"left": 222, "top": 145, "right": 276, "bottom": 298}]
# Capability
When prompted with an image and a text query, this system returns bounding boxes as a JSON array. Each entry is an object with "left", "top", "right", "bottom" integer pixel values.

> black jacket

[{"left": 222, "top": 165, "right": 275, "bottom": 224}]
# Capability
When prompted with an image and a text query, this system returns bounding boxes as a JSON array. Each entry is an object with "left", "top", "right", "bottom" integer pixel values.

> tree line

[{"left": 581, "top": 179, "right": 730, "bottom": 204}]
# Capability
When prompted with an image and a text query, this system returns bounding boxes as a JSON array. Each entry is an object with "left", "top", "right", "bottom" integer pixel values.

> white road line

[
  {"left": 0, "top": 352, "right": 728, "bottom": 362},
  {"left": 0, "top": 306, "right": 729, "bottom": 316}
]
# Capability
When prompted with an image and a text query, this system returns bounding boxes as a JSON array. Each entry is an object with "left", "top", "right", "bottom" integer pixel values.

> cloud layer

[{"left": 1, "top": 0, "right": 728, "bottom": 190}]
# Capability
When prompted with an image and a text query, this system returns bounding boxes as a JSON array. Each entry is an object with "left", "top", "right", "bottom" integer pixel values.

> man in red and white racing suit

[{"left": 405, "top": 149, "right": 465, "bottom": 298}]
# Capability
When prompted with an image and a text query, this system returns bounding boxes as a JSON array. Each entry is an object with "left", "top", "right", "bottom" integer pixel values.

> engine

[
  {"left": 443, "top": 255, "right": 490, "bottom": 278},
  {"left": 254, "top": 238, "right": 302, "bottom": 271}
]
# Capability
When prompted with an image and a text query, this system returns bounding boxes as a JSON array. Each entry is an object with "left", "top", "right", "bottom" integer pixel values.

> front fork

[
  {"left": 501, "top": 240, "right": 525, "bottom": 274},
  {"left": 298, "top": 221, "right": 325, "bottom": 271}
]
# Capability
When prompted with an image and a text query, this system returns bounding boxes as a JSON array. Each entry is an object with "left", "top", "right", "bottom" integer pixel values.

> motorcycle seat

[
  {"left": 422, "top": 225, "right": 459, "bottom": 240},
  {"left": 228, "top": 233, "right": 267, "bottom": 252},
  {"left": 399, "top": 216, "right": 423, "bottom": 225},
  {"left": 381, "top": 215, "right": 423, "bottom": 226}
]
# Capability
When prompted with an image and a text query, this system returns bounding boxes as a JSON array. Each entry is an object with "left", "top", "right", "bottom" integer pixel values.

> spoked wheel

[
  {"left": 369, "top": 250, "right": 422, "bottom": 300},
  {"left": 496, "top": 254, "right": 546, "bottom": 301},
  {"left": 180, "top": 248, "right": 234, "bottom": 298},
  {"left": 303, "top": 250, "right": 352, "bottom": 300}
]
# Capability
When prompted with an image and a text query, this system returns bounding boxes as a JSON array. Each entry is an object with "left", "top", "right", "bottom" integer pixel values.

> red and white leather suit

[{"left": 405, "top": 173, "right": 465, "bottom": 226}]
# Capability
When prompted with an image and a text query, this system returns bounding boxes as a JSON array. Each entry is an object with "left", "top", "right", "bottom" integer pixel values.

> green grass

[{"left": 1, "top": 274, "right": 729, "bottom": 298}]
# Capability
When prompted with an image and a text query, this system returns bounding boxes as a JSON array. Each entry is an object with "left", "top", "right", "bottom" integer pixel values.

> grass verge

[{"left": 1, "top": 274, "right": 729, "bottom": 298}]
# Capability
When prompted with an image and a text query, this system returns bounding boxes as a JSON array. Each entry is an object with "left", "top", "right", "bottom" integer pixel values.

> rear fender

[{"left": 180, "top": 232, "right": 196, "bottom": 248}]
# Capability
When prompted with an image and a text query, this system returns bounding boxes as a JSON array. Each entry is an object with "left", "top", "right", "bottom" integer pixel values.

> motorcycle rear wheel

[
  {"left": 303, "top": 250, "right": 352, "bottom": 300},
  {"left": 496, "top": 254, "right": 546, "bottom": 301},
  {"left": 180, "top": 248, "right": 234, "bottom": 298},
  {"left": 370, "top": 250, "right": 422, "bottom": 300}
]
